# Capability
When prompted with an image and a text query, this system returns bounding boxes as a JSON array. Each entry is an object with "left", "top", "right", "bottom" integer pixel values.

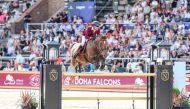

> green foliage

[
  {"left": 173, "top": 88, "right": 190, "bottom": 107},
  {"left": 173, "top": 87, "right": 180, "bottom": 97},
  {"left": 182, "top": 99, "right": 190, "bottom": 107}
]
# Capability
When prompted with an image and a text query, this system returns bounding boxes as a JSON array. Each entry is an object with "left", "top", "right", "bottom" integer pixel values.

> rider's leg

[
  {"left": 81, "top": 35, "right": 86, "bottom": 47},
  {"left": 73, "top": 36, "right": 86, "bottom": 58}
]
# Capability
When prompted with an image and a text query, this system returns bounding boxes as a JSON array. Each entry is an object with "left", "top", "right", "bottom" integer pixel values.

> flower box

[
  {"left": 22, "top": 105, "right": 36, "bottom": 109},
  {"left": 173, "top": 106, "right": 190, "bottom": 109}
]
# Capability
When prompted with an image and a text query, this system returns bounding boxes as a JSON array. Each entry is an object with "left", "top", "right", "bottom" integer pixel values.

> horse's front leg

[
  {"left": 78, "top": 63, "right": 82, "bottom": 73},
  {"left": 75, "top": 66, "right": 78, "bottom": 73},
  {"left": 99, "top": 60, "right": 105, "bottom": 71}
]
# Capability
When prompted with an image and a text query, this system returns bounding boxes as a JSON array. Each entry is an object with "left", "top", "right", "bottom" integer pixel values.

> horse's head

[{"left": 95, "top": 36, "right": 109, "bottom": 58}]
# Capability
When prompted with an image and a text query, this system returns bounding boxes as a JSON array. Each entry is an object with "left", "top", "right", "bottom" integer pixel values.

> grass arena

[{"left": 0, "top": 71, "right": 153, "bottom": 109}]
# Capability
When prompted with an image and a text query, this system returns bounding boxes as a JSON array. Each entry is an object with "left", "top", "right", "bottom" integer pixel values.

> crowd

[
  {"left": 0, "top": 0, "right": 190, "bottom": 73},
  {"left": 0, "top": 0, "right": 37, "bottom": 24}
]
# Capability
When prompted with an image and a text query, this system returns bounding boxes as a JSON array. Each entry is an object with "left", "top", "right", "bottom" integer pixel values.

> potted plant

[
  {"left": 19, "top": 90, "right": 38, "bottom": 109},
  {"left": 173, "top": 87, "right": 190, "bottom": 109}
]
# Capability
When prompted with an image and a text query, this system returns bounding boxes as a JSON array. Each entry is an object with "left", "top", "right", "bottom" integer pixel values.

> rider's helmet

[{"left": 92, "top": 21, "right": 100, "bottom": 27}]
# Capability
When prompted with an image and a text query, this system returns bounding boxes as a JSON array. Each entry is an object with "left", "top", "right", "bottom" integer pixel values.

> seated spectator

[
  {"left": 60, "top": 62, "right": 66, "bottom": 72},
  {"left": 126, "top": 61, "right": 133, "bottom": 73},
  {"left": 138, "top": 60, "right": 145, "bottom": 73},
  {"left": 67, "top": 64, "right": 76, "bottom": 73},
  {"left": 115, "top": 61, "right": 126, "bottom": 73},
  {"left": 15, "top": 50, "right": 25, "bottom": 64},
  {"left": 103, "top": 65, "right": 110, "bottom": 73},
  {"left": 89, "top": 64, "right": 95, "bottom": 72},
  {"left": 23, "top": 12, "right": 32, "bottom": 30},
  {"left": 111, "top": 64, "right": 117, "bottom": 73},
  {"left": 7, "top": 43, "right": 15, "bottom": 56},
  {"left": 3, "top": 62, "right": 14, "bottom": 71},
  {"left": 184, "top": 10, "right": 190, "bottom": 22},
  {"left": 29, "top": 61, "right": 38, "bottom": 71},
  {"left": 0, "top": 61, "right": 3, "bottom": 70},
  {"left": 76, "top": 16, "right": 83, "bottom": 24},
  {"left": 134, "top": 41, "right": 142, "bottom": 51},
  {"left": 171, "top": 50, "right": 179, "bottom": 58}
]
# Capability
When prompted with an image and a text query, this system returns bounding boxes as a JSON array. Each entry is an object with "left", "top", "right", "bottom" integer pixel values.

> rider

[{"left": 73, "top": 21, "right": 100, "bottom": 58}]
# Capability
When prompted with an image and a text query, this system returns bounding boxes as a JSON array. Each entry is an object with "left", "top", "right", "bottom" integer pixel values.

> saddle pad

[{"left": 70, "top": 43, "right": 81, "bottom": 56}]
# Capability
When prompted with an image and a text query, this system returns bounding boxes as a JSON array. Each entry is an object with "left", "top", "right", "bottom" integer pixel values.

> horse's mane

[
  {"left": 96, "top": 35, "right": 107, "bottom": 41},
  {"left": 99, "top": 35, "right": 107, "bottom": 40}
]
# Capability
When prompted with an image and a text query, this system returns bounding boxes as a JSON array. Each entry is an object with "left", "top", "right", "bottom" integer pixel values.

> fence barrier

[
  {"left": 62, "top": 97, "right": 147, "bottom": 101},
  {"left": 63, "top": 73, "right": 156, "bottom": 77}
]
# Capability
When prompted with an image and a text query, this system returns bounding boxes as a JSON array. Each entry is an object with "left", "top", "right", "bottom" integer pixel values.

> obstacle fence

[
  {"left": 62, "top": 97, "right": 147, "bottom": 101},
  {"left": 61, "top": 73, "right": 156, "bottom": 109},
  {"left": 0, "top": 71, "right": 154, "bottom": 94},
  {"left": 62, "top": 73, "right": 156, "bottom": 93}
]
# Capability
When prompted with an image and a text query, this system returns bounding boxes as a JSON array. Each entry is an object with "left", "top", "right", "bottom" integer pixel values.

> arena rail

[
  {"left": 63, "top": 85, "right": 147, "bottom": 89},
  {"left": 63, "top": 73, "right": 156, "bottom": 77},
  {"left": 0, "top": 56, "right": 189, "bottom": 62},
  {"left": 62, "top": 97, "right": 147, "bottom": 100}
]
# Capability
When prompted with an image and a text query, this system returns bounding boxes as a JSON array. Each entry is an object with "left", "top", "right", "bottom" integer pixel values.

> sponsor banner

[
  {"left": 0, "top": 72, "right": 147, "bottom": 92},
  {"left": 63, "top": 75, "right": 147, "bottom": 91},
  {"left": 68, "top": 2, "right": 95, "bottom": 23},
  {"left": 63, "top": 76, "right": 147, "bottom": 86},
  {"left": 0, "top": 72, "right": 40, "bottom": 88},
  {"left": 186, "top": 75, "right": 190, "bottom": 92}
]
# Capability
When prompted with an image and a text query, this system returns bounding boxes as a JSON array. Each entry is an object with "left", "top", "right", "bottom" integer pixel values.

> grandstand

[{"left": 0, "top": 0, "right": 189, "bottom": 73}]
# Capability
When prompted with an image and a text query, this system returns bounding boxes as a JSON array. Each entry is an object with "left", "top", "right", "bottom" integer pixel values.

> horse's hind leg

[
  {"left": 99, "top": 60, "right": 105, "bottom": 71},
  {"left": 78, "top": 64, "right": 82, "bottom": 73},
  {"left": 75, "top": 66, "right": 78, "bottom": 73}
]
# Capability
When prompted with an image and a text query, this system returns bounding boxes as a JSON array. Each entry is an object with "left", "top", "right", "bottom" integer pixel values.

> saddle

[
  {"left": 80, "top": 41, "right": 87, "bottom": 54},
  {"left": 72, "top": 37, "right": 96, "bottom": 59}
]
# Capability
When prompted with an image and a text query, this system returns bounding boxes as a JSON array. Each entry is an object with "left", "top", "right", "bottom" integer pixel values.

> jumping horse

[{"left": 70, "top": 36, "right": 109, "bottom": 73}]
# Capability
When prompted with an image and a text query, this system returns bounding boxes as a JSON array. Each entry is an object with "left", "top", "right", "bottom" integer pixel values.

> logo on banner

[
  {"left": 30, "top": 75, "right": 40, "bottom": 86},
  {"left": 161, "top": 69, "right": 169, "bottom": 82},
  {"left": 135, "top": 78, "right": 144, "bottom": 85},
  {"left": 76, "top": 6, "right": 85, "bottom": 10},
  {"left": 4, "top": 74, "right": 15, "bottom": 85},
  {"left": 49, "top": 69, "right": 58, "bottom": 82},
  {"left": 64, "top": 77, "right": 71, "bottom": 85},
  {"left": 68, "top": 5, "right": 74, "bottom": 10}
]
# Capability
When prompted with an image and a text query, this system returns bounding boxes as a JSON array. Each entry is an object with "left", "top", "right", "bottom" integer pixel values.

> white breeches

[{"left": 81, "top": 35, "right": 86, "bottom": 46}]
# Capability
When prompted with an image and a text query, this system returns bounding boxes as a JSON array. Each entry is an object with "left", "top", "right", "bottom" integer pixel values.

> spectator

[
  {"left": 3, "top": 61, "right": 14, "bottom": 71},
  {"left": 0, "top": 61, "right": 3, "bottom": 70},
  {"left": 23, "top": 12, "right": 32, "bottom": 31}
]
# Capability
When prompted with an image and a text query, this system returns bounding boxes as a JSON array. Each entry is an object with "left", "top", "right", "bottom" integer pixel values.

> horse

[{"left": 69, "top": 36, "right": 109, "bottom": 73}]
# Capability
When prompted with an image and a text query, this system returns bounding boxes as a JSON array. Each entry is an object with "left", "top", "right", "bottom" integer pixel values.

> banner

[
  {"left": 68, "top": 1, "right": 95, "bottom": 23},
  {"left": 0, "top": 72, "right": 147, "bottom": 92},
  {"left": 0, "top": 72, "right": 40, "bottom": 89},
  {"left": 186, "top": 74, "right": 190, "bottom": 93},
  {"left": 63, "top": 75, "right": 147, "bottom": 92}
]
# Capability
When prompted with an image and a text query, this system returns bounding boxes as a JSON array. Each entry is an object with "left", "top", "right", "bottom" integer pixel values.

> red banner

[
  {"left": 186, "top": 74, "right": 190, "bottom": 93},
  {"left": 62, "top": 75, "right": 147, "bottom": 92},
  {"left": 0, "top": 72, "right": 148, "bottom": 92},
  {"left": 0, "top": 72, "right": 40, "bottom": 89}
]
